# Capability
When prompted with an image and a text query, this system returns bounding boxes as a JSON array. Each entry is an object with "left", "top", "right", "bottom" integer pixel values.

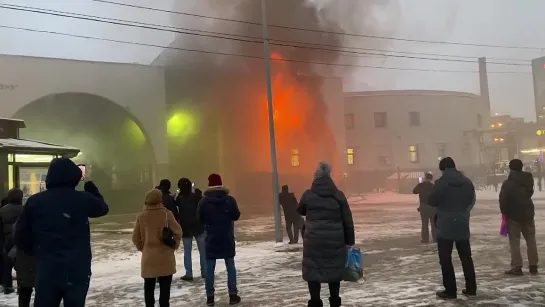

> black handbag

[{"left": 161, "top": 210, "right": 176, "bottom": 248}]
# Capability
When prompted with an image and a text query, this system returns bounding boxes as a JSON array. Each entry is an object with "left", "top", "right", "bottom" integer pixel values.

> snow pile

[{"left": 349, "top": 192, "right": 418, "bottom": 205}]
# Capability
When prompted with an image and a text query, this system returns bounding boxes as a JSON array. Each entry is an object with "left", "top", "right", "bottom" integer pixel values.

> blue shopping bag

[{"left": 343, "top": 246, "right": 364, "bottom": 282}]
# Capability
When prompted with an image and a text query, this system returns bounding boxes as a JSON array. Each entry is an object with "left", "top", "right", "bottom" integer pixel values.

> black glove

[{"left": 84, "top": 181, "right": 100, "bottom": 196}]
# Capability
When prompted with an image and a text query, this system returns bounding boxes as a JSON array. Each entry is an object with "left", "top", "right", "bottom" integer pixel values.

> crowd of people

[
  {"left": 132, "top": 162, "right": 355, "bottom": 307},
  {"left": 0, "top": 154, "right": 535, "bottom": 306},
  {"left": 413, "top": 157, "right": 539, "bottom": 300}
]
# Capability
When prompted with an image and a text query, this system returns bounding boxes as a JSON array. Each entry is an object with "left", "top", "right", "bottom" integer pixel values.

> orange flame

[{"left": 270, "top": 52, "right": 283, "bottom": 61}]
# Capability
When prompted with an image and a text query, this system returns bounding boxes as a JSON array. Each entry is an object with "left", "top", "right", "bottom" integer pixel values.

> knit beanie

[
  {"left": 145, "top": 189, "right": 162, "bottom": 206},
  {"left": 208, "top": 173, "right": 223, "bottom": 187}
]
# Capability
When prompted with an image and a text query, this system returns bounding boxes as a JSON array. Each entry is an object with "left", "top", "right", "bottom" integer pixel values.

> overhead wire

[
  {"left": 0, "top": 24, "right": 532, "bottom": 75},
  {"left": 0, "top": 3, "right": 534, "bottom": 67},
  {"left": 91, "top": 0, "right": 545, "bottom": 51}
]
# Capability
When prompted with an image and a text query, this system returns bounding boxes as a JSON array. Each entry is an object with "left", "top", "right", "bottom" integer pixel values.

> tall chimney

[{"left": 478, "top": 57, "right": 491, "bottom": 111}]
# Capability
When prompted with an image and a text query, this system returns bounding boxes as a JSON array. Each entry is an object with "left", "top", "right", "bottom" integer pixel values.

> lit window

[
  {"left": 347, "top": 148, "right": 354, "bottom": 165},
  {"left": 291, "top": 149, "right": 300, "bottom": 167},
  {"left": 409, "top": 145, "right": 419, "bottom": 163}
]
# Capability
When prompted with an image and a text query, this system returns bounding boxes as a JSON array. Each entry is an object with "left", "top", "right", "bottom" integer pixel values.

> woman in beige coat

[{"left": 132, "top": 189, "right": 182, "bottom": 307}]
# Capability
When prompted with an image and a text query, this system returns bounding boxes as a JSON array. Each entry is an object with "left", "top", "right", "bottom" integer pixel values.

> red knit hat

[{"left": 208, "top": 173, "right": 223, "bottom": 187}]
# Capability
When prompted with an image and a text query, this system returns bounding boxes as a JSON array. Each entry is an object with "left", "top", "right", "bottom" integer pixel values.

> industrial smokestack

[{"left": 478, "top": 57, "right": 491, "bottom": 112}]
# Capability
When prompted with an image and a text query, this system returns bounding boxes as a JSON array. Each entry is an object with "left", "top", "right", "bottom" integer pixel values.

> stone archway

[{"left": 14, "top": 92, "right": 156, "bottom": 213}]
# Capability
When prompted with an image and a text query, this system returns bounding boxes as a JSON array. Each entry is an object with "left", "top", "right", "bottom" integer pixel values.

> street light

[{"left": 261, "top": 0, "right": 283, "bottom": 244}]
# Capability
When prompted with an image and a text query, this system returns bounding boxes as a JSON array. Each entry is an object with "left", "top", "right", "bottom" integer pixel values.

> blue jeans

[
  {"left": 182, "top": 234, "right": 206, "bottom": 278},
  {"left": 205, "top": 257, "right": 237, "bottom": 297}
]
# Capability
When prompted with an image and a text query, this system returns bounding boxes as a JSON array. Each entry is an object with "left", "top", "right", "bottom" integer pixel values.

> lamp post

[{"left": 261, "top": 0, "right": 283, "bottom": 244}]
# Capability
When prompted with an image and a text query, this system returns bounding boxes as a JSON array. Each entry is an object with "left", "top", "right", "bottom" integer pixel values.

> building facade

[
  {"left": 0, "top": 54, "right": 168, "bottom": 178},
  {"left": 344, "top": 90, "right": 491, "bottom": 191}
]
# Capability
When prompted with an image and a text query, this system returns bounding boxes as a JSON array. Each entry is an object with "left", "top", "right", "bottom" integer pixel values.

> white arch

[{"left": 0, "top": 54, "right": 168, "bottom": 165}]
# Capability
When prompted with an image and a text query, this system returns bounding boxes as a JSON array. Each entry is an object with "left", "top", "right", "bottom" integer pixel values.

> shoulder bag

[{"left": 161, "top": 210, "right": 176, "bottom": 248}]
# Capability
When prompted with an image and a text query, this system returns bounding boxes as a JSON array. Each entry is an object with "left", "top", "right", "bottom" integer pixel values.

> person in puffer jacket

[
  {"left": 297, "top": 161, "right": 354, "bottom": 307},
  {"left": 197, "top": 174, "right": 241, "bottom": 307}
]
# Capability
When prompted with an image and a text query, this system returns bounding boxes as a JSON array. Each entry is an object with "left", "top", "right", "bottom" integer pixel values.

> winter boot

[
  {"left": 3, "top": 287, "right": 14, "bottom": 295},
  {"left": 436, "top": 290, "right": 456, "bottom": 299},
  {"left": 529, "top": 265, "right": 539, "bottom": 275},
  {"left": 329, "top": 296, "right": 342, "bottom": 307},
  {"left": 462, "top": 289, "right": 476, "bottom": 297},
  {"left": 180, "top": 275, "right": 194, "bottom": 281},
  {"left": 229, "top": 294, "right": 241, "bottom": 305},
  {"left": 505, "top": 267, "right": 523, "bottom": 276},
  {"left": 307, "top": 299, "right": 323, "bottom": 307},
  {"left": 206, "top": 296, "right": 214, "bottom": 306}
]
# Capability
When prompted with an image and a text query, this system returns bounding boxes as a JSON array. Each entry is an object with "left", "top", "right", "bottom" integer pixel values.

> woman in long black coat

[{"left": 297, "top": 161, "right": 355, "bottom": 307}]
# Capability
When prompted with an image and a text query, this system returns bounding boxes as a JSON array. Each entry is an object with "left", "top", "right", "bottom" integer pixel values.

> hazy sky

[{"left": 0, "top": 0, "right": 543, "bottom": 120}]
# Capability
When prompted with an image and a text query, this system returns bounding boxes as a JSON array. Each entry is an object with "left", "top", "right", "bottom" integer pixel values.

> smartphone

[
  {"left": 77, "top": 164, "right": 86, "bottom": 181},
  {"left": 418, "top": 176, "right": 423, "bottom": 183}
]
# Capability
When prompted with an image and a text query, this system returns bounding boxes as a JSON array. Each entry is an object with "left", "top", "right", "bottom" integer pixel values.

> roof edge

[{"left": 345, "top": 90, "right": 482, "bottom": 99}]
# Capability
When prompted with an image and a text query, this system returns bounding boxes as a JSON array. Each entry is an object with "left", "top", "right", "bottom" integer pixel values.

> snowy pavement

[{"left": 2, "top": 192, "right": 545, "bottom": 306}]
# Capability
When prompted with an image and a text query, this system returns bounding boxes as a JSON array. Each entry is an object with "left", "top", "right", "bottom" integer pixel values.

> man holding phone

[
  {"left": 413, "top": 172, "right": 436, "bottom": 243},
  {"left": 15, "top": 158, "right": 109, "bottom": 307}
]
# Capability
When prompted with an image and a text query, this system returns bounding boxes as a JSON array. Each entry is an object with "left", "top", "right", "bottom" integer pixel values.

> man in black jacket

[
  {"left": 429, "top": 157, "right": 476, "bottom": 299},
  {"left": 500, "top": 159, "right": 538, "bottom": 276},
  {"left": 176, "top": 178, "right": 206, "bottom": 281},
  {"left": 279, "top": 185, "right": 304, "bottom": 244},
  {"left": 156, "top": 179, "right": 179, "bottom": 222},
  {"left": 15, "top": 158, "right": 109, "bottom": 307},
  {"left": 413, "top": 172, "right": 436, "bottom": 243}
]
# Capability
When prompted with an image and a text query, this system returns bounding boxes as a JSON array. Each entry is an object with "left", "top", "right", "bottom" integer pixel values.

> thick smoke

[{"left": 157, "top": 0, "right": 400, "bottom": 212}]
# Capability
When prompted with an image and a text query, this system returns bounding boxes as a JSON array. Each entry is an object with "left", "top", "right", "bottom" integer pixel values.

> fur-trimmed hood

[{"left": 203, "top": 186, "right": 231, "bottom": 204}]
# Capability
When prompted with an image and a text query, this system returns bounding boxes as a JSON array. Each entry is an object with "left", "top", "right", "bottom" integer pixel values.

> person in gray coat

[
  {"left": 297, "top": 161, "right": 355, "bottom": 307},
  {"left": 429, "top": 157, "right": 476, "bottom": 300}
]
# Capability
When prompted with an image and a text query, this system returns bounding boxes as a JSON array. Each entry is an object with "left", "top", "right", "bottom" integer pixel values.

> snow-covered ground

[{"left": 1, "top": 192, "right": 545, "bottom": 306}]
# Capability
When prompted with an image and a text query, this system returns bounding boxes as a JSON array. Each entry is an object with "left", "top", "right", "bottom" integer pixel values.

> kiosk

[{"left": 0, "top": 118, "right": 79, "bottom": 199}]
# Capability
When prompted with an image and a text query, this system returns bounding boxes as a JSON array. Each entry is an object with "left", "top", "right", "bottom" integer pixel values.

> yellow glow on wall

[
  {"left": 124, "top": 119, "right": 146, "bottom": 147},
  {"left": 167, "top": 112, "right": 197, "bottom": 139}
]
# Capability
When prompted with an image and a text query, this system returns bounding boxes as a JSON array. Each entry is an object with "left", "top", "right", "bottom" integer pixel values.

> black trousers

[
  {"left": 2, "top": 252, "right": 13, "bottom": 288},
  {"left": 308, "top": 281, "right": 340, "bottom": 301},
  {"left": 437, "top": 238, "right": 477, "bottom": 294},
  {"left": 420, "top": 211, "right": 437, "bottom": 242},
  {"left": 285, "top": 216, "right": 303, "bottom": 243},
  {"left": 18, "top": 287, "right": 33, "bottom": 307},
  {"left": 34, "top": 280, "right": 90, "bottom": 307},
  {"left": 144, "top": 275, "right": 172, "bottom": 307}
]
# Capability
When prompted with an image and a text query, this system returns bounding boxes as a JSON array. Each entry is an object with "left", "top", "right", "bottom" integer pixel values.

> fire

[{"left": 270, "top": 52, "right": 283, "bottom": 61}]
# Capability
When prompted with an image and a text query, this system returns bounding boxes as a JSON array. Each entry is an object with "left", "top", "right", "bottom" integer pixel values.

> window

[
  {"left": 290, "top": 149, "right": 300, "bottom": 167},
  {"left": 345, "top": 114, "right": 354, "bottom": 129},
  {"left": 437, "top": 144, "right": 446, "bottom": 160},
  {"left": 374, "top": 112, "right": 387, "bottom": 128},
  {"left": 409, "top": 145, "right": 419, "bottom": 163},
  {"left": 477, "top": 114, "right": 482, "bottom": 128},
  {"left": 377, "top": 156, "right": 390, "bottom": 166},
  {"left": 409, "top": 111, "right": 420, "bottom": 127},
  {"left": 347, "top": 148, "right": 354, "bottom": 165}
]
